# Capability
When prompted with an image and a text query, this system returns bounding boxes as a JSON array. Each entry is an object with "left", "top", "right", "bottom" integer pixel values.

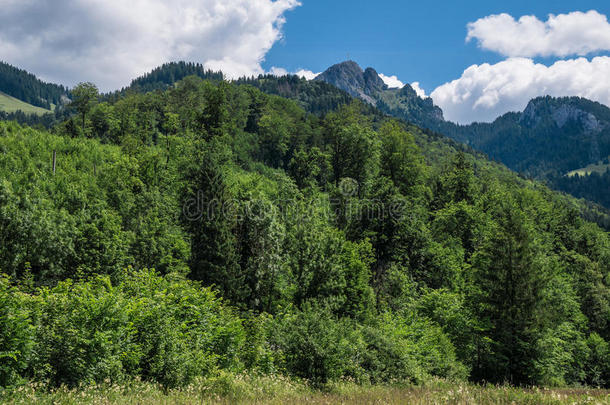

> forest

[
  {"left": 1, "top": 74, "right": 610, "bottom": 397},
  {"left": 0, "top": 62, "right": 68, "bottom": 110}
]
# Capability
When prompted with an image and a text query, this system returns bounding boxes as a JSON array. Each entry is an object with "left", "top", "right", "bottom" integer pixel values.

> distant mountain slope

[
  {"left": 448, "top": 96, "right": 610, "bottom": 178},
  {"left": 0, "top": 61, "right": 67, "bottom": 110},
  {"left": 315, "top": 61, "right": 610, "bottom": 212},
  {"left": 0, "top": 91, "right": 51, "bottom": 115},
  {"left": 315, "top": 61, "right": 444, "bottom": 128}
]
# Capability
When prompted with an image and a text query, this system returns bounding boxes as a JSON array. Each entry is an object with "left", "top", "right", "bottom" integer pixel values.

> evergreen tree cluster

[{"left": 0, "top": 61, "right": 67, "bottom": 110}]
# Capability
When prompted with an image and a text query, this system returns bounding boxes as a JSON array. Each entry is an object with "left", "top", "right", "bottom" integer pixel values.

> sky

[{"left": 0, "top": 0, "right": 609, "bottom": 124}]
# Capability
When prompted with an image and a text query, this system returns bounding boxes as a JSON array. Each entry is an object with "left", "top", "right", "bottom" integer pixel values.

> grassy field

[
  {"left": 0, "top": 91, "right": 51, "bottom": 114},
  {"left": 1, "top": 376, "right": 609, "bottom": 405},
  {"left": 567, "top": 160, "right": 610, "bottom": 177}
]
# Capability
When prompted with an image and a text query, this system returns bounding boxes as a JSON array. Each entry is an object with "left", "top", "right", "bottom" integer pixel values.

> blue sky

[{"left": 263, "top": 0, "right": 609, "bottom": 92}]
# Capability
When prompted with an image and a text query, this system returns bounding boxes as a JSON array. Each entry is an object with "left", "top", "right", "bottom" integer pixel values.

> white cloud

[
  {"left": 294, "top": 69, "right": 319, "bottom": 80},
  {"left": 379, "top": 73, "right": 404, "bottom": 89},
  {"left": 0, "top": 0, "right": 300, "bottom": 91},
  {"left": 268, "top": 67, "right": 289, "bottom": 76},
  {"left": 411, "top": 82, "right": 427, "bottom": 98},
  {"left": 431, "top": 56, "right": 610, "bottom": 124},
  {"left": 268, "top": 67, "right": 320, "bottom": 80},
  {"left": 467, "top": 10, "right": 610, "bottom": 58}
]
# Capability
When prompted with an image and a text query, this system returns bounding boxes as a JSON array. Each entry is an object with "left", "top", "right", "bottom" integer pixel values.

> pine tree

[
  {"left": 470, "top": 192, "right": 549, "bottom": 384},
  {"left": 185, "top": 143, "right": 243, "bottom": 303}
]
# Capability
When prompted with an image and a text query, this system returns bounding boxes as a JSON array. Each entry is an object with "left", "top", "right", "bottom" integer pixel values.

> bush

[
  {"left": 31, "top": 276, "right": 141, "bottom": 386},
  {"left": 269, "top": 303, "right": 364, "bottom": 385},
  {"left": 585, "top": 333, "right": 610, "bottom": 387},
  {"left": 12, "top": 269, "right": 245, "bottom": 388},
  {"left": 120, "top": 269, "right": 245, "bottom": 387},
  {"left": 268, "top": 304, "right": 467, "bottom": 386},
  {"left": 0, "top": 275, "right": 33, "bottom": 387},
  {"left": 364, "top": 312, "right": 467, "bottom": 383}
]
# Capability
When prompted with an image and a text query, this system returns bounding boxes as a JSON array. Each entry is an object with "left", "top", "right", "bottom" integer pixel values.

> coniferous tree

[{"left": 185, "top": 142, "right": 242, "bottom": 303}]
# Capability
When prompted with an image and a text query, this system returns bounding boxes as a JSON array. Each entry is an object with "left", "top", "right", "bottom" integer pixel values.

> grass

[
  {"left": 567, "top": 159, "right": 610, "bottom": 177},
  {"left": 1, "top": 375, "right": 609, "bottom": 404},
  {"left": 0, "top": 91, "right": 52, "bottom": 115}
]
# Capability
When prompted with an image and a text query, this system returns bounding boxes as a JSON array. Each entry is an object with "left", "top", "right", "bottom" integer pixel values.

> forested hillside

[
  {"left": 0, "top": 74, "right": 609, "bottom": 392},
  {"left": 315, "top": 61, "right": 610, "bottom": 215},
  {"left": 0, "top": 62, "right": 67, "bottom": 110}
]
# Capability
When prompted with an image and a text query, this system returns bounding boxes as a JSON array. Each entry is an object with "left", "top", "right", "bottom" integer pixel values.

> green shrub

[
  {"left": 21, "top": 269, "right": 245, "bottom": 388},
  {"left": 364, "top": 312, "right": 467, "bottom": 383},
  {"left": 268, "top": 305, "right": 466, "bottom": 386},
  {"left": 585, "top": 333, "right": 610, "bottom": 387},
  {"left": 269, "top": 304, "right": 362, "bottom": 385},
  {"left": 0, "top": 275, "right": 33, "bottom": 387},
  {"left": 120, "top": 269, "right": 245, "bottom": 387},
  {"left": 31, "top": 276, "right": 140, "bottom": 387}
]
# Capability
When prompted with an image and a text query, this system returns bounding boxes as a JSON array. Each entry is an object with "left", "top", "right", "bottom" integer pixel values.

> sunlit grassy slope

[
  {"left": 567, "top": 159, "right": 610, "bottom": 177},
  {"left": 0, "top": 91, "right": 51, "bottom": 114}
]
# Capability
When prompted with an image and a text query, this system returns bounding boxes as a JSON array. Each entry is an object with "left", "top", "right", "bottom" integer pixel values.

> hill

[
  {"left": 314, "top": 61, "right": 610, "bottom": 212},
  {"left": 0, "top": 91, "right": 52, "bottom": 114},
  {"left": 0, "top": 73, "right": 609, "bottom": 391},
  {"left": 0, "top": 61, "right": 68, "bottom": 110}
]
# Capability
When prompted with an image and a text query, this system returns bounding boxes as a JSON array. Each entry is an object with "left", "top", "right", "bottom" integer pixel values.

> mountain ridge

[{"left": 314, "top": 61, "right": 610, "bottom": 211}]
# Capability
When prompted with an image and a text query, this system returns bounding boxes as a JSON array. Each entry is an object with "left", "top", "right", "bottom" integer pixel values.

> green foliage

[
  {"left": 4, "top": 269, "right": 244, "bottom": 388},
  {"left": 0, "top": 73, "right": 609, "bottom": 390},
  {"left": 71, "top": 82, "right": 99, "bottom": 131},
  {"left": 0, "top": 275, "right": 33, "bottom": 387},
  {"left": 269, "top": 305, "right": 466, "bottom": 386}
]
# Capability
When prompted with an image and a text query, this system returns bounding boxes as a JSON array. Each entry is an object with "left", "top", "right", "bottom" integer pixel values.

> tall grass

[{"left": 2, "top": 375, "right": 609, "bottom": 405}]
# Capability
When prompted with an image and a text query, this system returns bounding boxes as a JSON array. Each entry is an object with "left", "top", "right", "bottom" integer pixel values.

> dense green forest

[
  {"left": 553, "top": 168, "right": 610, "bottom": 209},
  {"left": 313, "top": 62, "right": 610, "bottom": 217},
  {"left": 0, "top": 62, "right": 68, "bottom": 110},
  {"left": 1, "top": 74, "right": 610, "bottom": 393}
]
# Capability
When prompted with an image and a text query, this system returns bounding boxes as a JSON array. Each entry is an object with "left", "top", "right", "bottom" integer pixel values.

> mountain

[
  {"left": 314, "top": 60, "right": 387, "bottom": 103},
  {"left": 0, "top": 61, "right": 68, "bottom": 110},
  {"left": 443, "top": 96, "right": 610, "bottom": 177},
  {"left": 1, "top": 60, "right": 610, "bottom": 389},
  {"left": 0, "top": 91, "right": 52, "bottom": 115},
  {"left": 315, "top": 61, "right": 610, "bottom": 212},
  {"left": 2, "top": 70, "right": 610, "bottom": 389},
  {"left": 436, "top": 97, "right": 610, "bottom": 212},
  {"left": 316, "top": 61, "right": 444, "bottom": 128}
]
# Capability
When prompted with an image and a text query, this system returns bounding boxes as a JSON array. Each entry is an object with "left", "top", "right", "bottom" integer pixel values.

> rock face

[
  {"left": 521, "top": 97, "right": 604, "bottom": 133},
  {"left": 363, "top": 67, "right": 387, "bottom": 95},
  {"left": 315, "top": 60, "right": 444, "bottom": 128},
  {"left": 518, "top": 96, "right": 607, "bottom": 165},
  {"left": 315, "top": 61, "right": 387, "bottom": 104}
]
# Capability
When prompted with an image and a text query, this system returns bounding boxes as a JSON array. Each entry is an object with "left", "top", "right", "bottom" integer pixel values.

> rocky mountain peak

[
  {"left": 315, "top": 61, "right": 387, "bottom": 104},
  {"left": 520, "top": 96, "right": 604, "bottom": 133}
]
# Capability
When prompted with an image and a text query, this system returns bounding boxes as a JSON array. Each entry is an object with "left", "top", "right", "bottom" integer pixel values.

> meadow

[
  {"left": 1, "top": 376, "right": 609, "bottom": 405},
  {"left": 0, "top": 91, "right": 51, "bottom": 114}
]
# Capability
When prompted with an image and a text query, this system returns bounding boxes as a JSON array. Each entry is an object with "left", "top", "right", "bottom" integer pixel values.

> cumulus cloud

[
  {"left": 268, "top": 67, "right": 319, "bottom": 80},
  {"left": 467, "top": 10, "right": 610, "bottom": 58},
  {"left": 379, "top": 73, "right": 404, "bottom": 89},
  {"left": 431, "top": 57, "right": 610, "bottom": 124},
  {"left": 411, "top": 82, "right": 427, "bottom": 98},
  {"left": 294, "top": 69, "right": 319, "bottom": 80},
  {"left": 268, "top": 67, "right": 289, "bottom": 76},
  {"left": 0, "top": 0, "right": 300, "bottom": 91}
]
